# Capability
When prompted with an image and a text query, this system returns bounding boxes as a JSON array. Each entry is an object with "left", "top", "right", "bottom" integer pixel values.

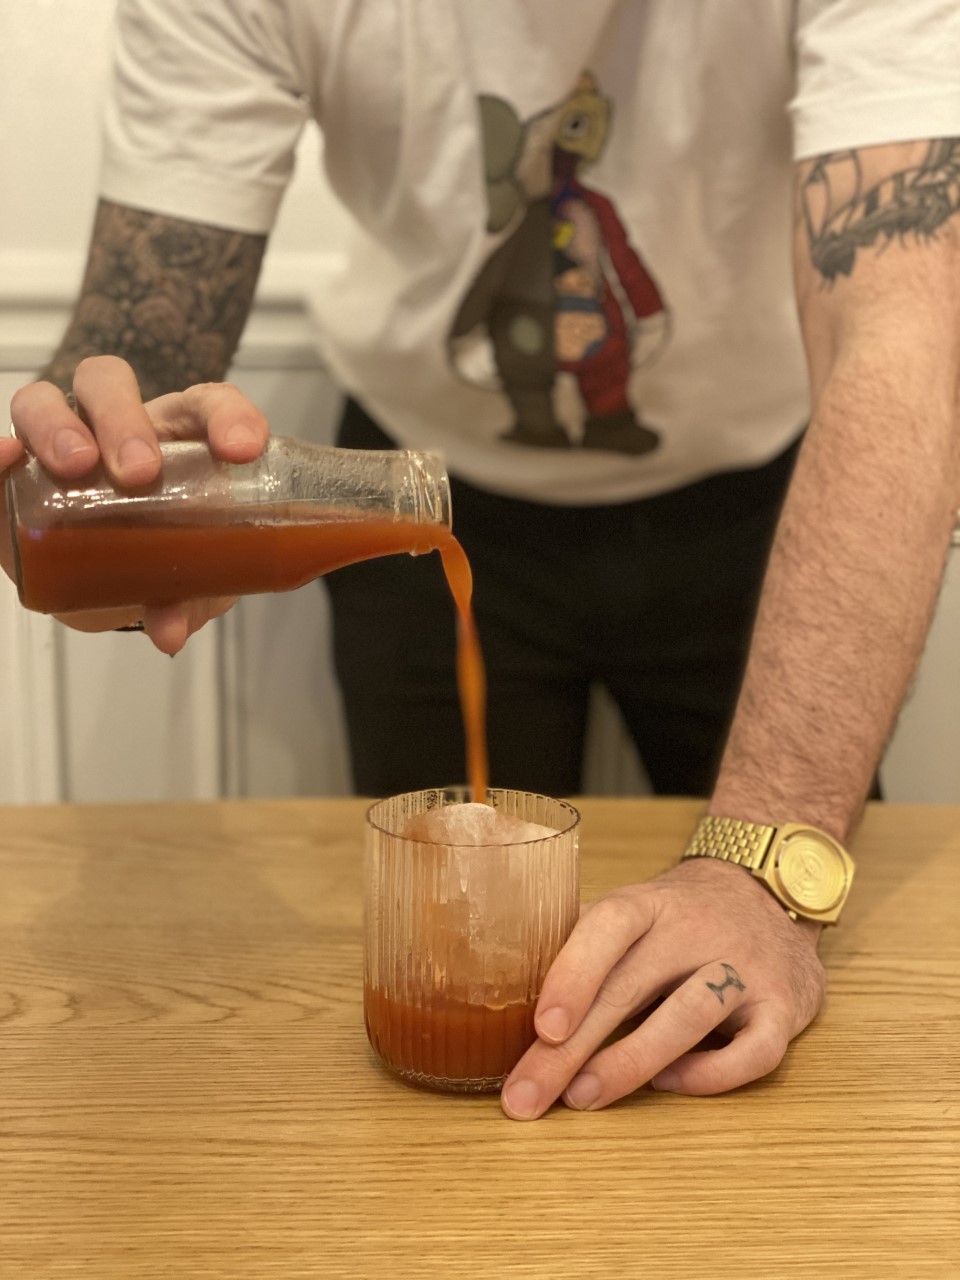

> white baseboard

[{"left": 0, "top": 601, "right": 63, "bottom": 803}]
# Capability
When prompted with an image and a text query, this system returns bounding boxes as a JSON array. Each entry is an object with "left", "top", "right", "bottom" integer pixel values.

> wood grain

[{"left": 1, "top": 798, "right": 958, "bottom": 1278}]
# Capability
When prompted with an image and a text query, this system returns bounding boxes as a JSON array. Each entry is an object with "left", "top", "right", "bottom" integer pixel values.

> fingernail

[
  {"left": 226, "top": 423, "right": 259, "bottom": 449},
  {"left": 651, "top": 1070, "right": 680, "bottom": 1092},
  {"left": 53, "top": 428, "right": 94, "bottom": 467},
  {"left": 564, "top": 1072, "right": 602, "bottom": 1110},
  {"left": 536, "top": 1006, "right": 570, "bottom": 1042},
  {"left": 118, "top": 437, "right": 158, "bottom": 476},
  {"left": 502, "top": 1078, "right": 540, "bottom": 1119}
]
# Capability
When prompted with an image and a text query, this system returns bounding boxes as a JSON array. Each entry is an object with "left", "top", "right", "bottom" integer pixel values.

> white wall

[
  {"left": 1, "top": 1, "right": 115, "bottom": 272},
  {"left": 0, "top": 0, "right": 350, "bottom": 295},
  {"left": 1, "top": 0, "right": 956, "bottom": 805},
  {"left": 881, "top": 547, "right": 960, "bottom": 802},
  {"left": 0, "top": 0, "right": 353, "bottom": 802}
]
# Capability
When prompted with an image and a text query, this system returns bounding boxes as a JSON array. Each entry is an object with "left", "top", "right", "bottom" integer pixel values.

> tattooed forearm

[
  {"left": 705, "top": 963, "right": 746, "bottom": 1005},
  {"left": 41, "top": 200, "right": 267, "bottom": 398},
  {"left": 798, "top": 139, "right": 960, "bottom": 283}
]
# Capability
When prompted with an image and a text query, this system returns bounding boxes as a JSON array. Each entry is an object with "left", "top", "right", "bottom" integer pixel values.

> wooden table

[{"left": 1, "top": 798, "right": 957, "bottom": 1279}]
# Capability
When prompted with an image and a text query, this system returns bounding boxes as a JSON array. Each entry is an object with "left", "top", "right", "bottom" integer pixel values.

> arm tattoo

[
  {"left": 41, "top": 200, "right": 268, "bottom": 398},
  {"left": 706, "top": 963, "right": 746, "bottom": 1005},
  {"left": 799, "top": 138, "right": 960, "bottom": 283}
]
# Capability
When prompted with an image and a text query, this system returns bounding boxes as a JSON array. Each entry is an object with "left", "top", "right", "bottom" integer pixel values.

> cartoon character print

[{"left": 449, "top": 73, "right": 669, "bottom": 454}]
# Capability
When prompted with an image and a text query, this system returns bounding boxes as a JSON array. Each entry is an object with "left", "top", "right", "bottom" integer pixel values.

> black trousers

[{"left": 322, "top": 398, "right": 801, "bottom": 798}]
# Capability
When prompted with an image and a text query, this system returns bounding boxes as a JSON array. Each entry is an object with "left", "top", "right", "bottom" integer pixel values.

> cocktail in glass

[{"left": 364, "top": 787, "right": 580, "bottom": 1093}]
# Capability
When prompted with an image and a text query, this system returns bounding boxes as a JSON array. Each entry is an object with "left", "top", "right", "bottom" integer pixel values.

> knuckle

[
  {"left": 188, "top": 380, "right": 238, "bottom": 397},
  {"left": 750, "top": 1027, "right": 790, "bottom": 1077},
  {"left": 537, "top": 1037, "right": 587, "bottom": 1079},
  {"left": 183, "top": 381, "right": 213, "bottom": 403},
  {"left": 691, "top": 1053, "right": 729, "bottom": 1094},
  {"left": 602, "top": 1035, "right": 650, "bottom": 1084},
  {"left": 594, "top": 960, "right": 639, "bottom": 1015},
  {"left": 590, "top": 892, "right": 642, "bottom": 937}
]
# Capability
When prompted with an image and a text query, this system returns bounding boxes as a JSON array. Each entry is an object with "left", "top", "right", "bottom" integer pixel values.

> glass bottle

[{"left": 6, "top": 436, "right": 451, "bottom": 614}]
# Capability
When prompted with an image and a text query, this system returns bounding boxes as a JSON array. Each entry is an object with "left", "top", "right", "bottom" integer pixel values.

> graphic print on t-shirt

[{"left": 449, "top": 73, "right": 670, "bottom": 455}]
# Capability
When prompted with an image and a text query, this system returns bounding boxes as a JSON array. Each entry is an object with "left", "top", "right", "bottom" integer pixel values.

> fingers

[
  {"left": 72, "top": 356, "right": 161, "bottom": 486},
  {"left": 10, "top": 361, "right": 269, "bottom": 497},
  {"left": 39, "top": 596, "right": 236, "bottom": 647},
  {"left": 501, "top": 862, "right": 827, "bottom": 1121},
  {"left": 533, "top": 890, "right": 657, "bottom": 1045},
  {"left": 144, "top": 606, "right": 191, "bottom": 655},
  {"left": 559, "top": 961, "right": 753, "bottom": 1112},
  {"left": 0, "top": 436, "right": 25, "bottom": 474},
  {"left": 502, "top": 954, "right": 751, "bottom": 1121},
  {"left": 0, "top": 437, "right": 25, "bottom": 584},
  {"left": 502, "top": 975, "right": 659, "bottom": 1120},
  {"left": 143, "top": 597, "right": 237, "bottom": 654},
  {"left": 650, "top": 1013, "right": 790, "bottom": 1096},
  {"left": 12, "top": 358, "right": 158, "bottom": 486},
  {"left": 149, "top": 383, "right": 269, "bottom": 462},
  {"left": 51, "top": 607, "right": 149, "bottom": 632},
  {"left": 503, "top": 935, "right": 680, "bottom": 1121},
  {"left": 8, "top": 361, "right": 258, "bottom": 643},
  {"left": 10, "top": 380, "right": 99, "bottom": 478}
]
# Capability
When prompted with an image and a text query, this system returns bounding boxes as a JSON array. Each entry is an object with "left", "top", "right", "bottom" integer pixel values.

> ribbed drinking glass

[{"left": 364, "top": 787, "right": 580, "bottom": 1093}]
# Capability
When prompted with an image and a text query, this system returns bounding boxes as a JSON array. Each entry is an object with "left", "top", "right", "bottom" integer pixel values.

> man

[{"left": 4, "top": 0, "right": 960, "bottom": 1119}]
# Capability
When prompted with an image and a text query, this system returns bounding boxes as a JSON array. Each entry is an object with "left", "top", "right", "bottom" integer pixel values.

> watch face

[{"left": 774, "top": 831, "right": 849, "bottom": 911}]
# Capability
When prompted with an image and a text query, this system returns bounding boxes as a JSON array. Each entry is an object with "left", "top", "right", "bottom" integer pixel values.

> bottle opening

[{"left": 408, "top": 451, "right": 452, "bottom": 530}]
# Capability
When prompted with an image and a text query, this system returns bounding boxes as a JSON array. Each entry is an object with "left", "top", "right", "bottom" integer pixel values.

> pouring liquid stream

[
  {"left": 16, "top": 511, "right": 489, "bottom": 802},
  {"left": 438, "top": 536, "right": 489, "bottom": 805}
]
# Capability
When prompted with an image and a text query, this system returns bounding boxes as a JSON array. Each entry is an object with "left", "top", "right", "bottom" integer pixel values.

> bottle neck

[
  {"left": 401, "top": 450, "right": 451, "bottom": 531},
  {"left": 251, "top": 438, "right": 451, "bottom": 530}
]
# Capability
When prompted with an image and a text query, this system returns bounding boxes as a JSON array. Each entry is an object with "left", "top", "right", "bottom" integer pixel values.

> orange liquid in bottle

[{"left": 16, "top": 512, "right": 489, "bottom": 801}]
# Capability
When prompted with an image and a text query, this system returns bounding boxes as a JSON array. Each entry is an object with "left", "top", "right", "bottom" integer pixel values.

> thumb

[{"left": 143, "top": 597, "right": 238, "bottom": 654}]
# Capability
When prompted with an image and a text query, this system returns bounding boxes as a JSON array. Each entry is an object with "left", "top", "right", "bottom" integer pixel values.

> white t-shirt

[{"left": 100, "top": 0, "right": 960, "bottom": 504}]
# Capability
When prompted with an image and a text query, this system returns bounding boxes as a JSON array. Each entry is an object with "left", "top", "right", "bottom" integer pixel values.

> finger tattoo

[{"left": 706, "top": 963, "right": 746, "bottom": 1005}]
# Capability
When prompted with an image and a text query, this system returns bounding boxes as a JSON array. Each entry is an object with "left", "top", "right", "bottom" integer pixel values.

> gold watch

[{"left": 681, "top": 816, "right": 855, "bottom": 925}]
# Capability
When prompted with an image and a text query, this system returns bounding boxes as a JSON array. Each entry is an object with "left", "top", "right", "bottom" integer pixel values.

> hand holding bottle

[{"left": 3, "top": 356, "right": 270, "bottom": 653}]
